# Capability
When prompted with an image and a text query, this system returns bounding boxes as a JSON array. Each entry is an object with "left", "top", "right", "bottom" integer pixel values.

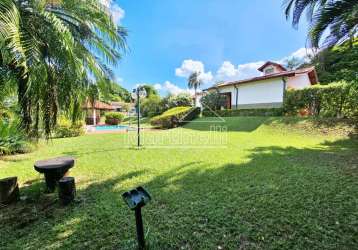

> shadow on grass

[
  {"left": 0, "top": 139, "right": 357, "bottom": 249},
  {"left": 0, "top": 170, "right": 146, "bottom": 249},
  {"left": 139, "top": 138, "right": 358, "bottom": 249}
]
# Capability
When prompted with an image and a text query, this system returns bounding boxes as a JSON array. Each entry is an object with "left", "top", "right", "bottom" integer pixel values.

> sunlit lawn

[{"left": 0, "top": 117, "right": 357, "bottom": 249}]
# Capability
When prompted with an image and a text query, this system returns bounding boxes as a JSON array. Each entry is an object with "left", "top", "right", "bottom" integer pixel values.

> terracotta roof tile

[
  {"left": 206, "top": 67, "right": 318, "bottom": 90},
  {"left": 82, "top": 101, "right": 114, "bottom": 110}
]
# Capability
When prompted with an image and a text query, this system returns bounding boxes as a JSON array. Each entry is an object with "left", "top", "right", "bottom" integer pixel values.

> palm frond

[
  {"left": 310, "top": 0, "right": 358, "bottom": 47},
  {"left": 283, "top": 0, "right": 328, "bottom": 28}
]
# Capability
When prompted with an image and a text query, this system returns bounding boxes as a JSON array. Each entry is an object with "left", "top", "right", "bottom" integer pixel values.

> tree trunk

[
  {"left": 93, "top": 108, "right": 96, "bottom": 125},
  {"left": 194, "top": 86, "right": 197, "bottom": 107},
  {"left": 0, "top": 177, "right": 19, "bottom": 205},
  {"left": 58, "top": 177, "right": 76, "bottom": 205},
  {"left": 18, "top": 73, "right": 32, "bottom": 134}
]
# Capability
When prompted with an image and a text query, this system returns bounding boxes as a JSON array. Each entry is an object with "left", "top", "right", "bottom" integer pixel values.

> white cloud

[
  {"left": 198, "top": 72, "right": 214, "bottom": 83},
  {"left": 175, "top": 59, "right": 213, "bottom": 84},
  {"left": 111, "top": 4, "right": 125, "bottom": 23},
  {"left": 159, "top": 81, "right": 195, "bottom": 96},
  {"left": 278, "top": 47, "right": 316, "bottom": 64},
  {"left": 163, "top": 81, "right": 185, "bottom": 95},
  {"left": 153, "top": 83, "right": 162, "bottom": 90},
  {"left": 175, "top": 60, "right": 204, "bottom": 77},
  {"left": 215, "top": 61, "right": 264, "bottom": 82},
  {"left": 216, "top": 61, "right": 238, "bottom": 80},
  {"left": 214, "top": 47, "right": 316, "bottom": 82},
  {"left": 115, "top": 76, "right": 123, "bottom": 83},
  {"left": 133, "top": 82, "right": 192, "bottom": 96},
  {"left": 290, "top": 48, "right": 315, "bottom": 61},
  {"left": 100, "top": 0, "right": 125, "bottom": 23}
]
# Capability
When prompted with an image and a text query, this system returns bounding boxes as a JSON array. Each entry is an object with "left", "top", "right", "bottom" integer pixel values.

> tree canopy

[
  {"left": 284, "top": 0, "right": 358, "bottom": 48},
  {"left": 0, "top": 0, "right": 127, "bottom": 137},
  {"left": 300, "top": 40, "right": 358, "bottom": 83}
]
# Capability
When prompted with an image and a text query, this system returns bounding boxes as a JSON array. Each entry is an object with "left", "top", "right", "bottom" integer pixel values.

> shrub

[
  {"left": 161, "top": 93, "right": 193, "bottom": 110},
  {"left": 53, "top": 117, "right": 84, "bottom": 138},
  {"left": 150, "top": 106, "right": 200, "bottom": 129},
  {"left": 202, "top": 108, "right": 283, "bottom": 117},
  {"left": 54, "top": 124, "right": 84, "bottom": 138},
  {"left": 283, "top": 81, "right": 358, "bottom": 119},
  {"left": 200, "top": 92, "right": 227, "bottom": 110},
  {"left": 105, "top": 112, "right": 124, "bottom": 125},
  {"left": 140, "top": 96, "right": 163, "bottom": 117},
  {"left": 0, "top": 119, "right": 32, "bottom": 155}
]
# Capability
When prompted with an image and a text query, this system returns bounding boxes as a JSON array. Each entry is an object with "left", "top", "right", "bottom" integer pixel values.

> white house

[{"left": 205, "top": 61, "right": 318, "bottom": 109}]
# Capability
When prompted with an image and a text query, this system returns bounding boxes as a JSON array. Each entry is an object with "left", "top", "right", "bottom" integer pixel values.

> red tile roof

[
  {"left": 206, "top": 66, "right": 318, "bottom": 90},
  {"left": 82, "top": 101, "right": 115, "bottom": 110}
]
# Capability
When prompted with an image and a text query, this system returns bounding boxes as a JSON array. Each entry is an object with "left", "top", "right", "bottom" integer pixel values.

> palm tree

[
  {"left": 0, "top": 0, "right": 127, "bottom": 137},
  {"left": 310, "top": 0, "right": 358, "bottom": 48},
  {"left": 188, "top": 72, "right": 203, "bottom": 107},
  {"left": 284, "top": 0, "right": 358, "bottom": 48}
]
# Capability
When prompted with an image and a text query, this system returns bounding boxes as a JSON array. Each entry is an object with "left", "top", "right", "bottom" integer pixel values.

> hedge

[
  {"left": 284, "top": 81, "right": 358, "bottom": 119},
  {"left": 53, "top": 116, "right": 85, "bottom": 138},
  {"left": 202, "top": 108, "right": 283, "bottom": 117},
  {"left": 105, "top": 112, "right": 124, "bottom": 125},
  {"left": 150, "top": 106, "right": 201, "bottom": 129},
  {"left": 54, "top": 124, "right": 84, "bottom": 138}
]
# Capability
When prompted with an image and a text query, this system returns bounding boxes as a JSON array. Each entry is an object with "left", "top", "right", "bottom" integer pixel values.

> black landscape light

[
  {"left": 131, "top": 86, "right": 147, "bottom": 148},
  {"left": 122, "top": 186, "right": 151, "bottom": 249}
]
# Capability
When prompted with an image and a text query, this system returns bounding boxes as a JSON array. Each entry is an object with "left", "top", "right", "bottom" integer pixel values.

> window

[{"left": 264, "top": 66, "right": 274, "bottom": 74}]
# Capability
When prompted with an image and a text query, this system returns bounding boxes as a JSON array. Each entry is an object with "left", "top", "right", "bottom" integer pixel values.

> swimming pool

[{"left": 95, "top": 125, "right": 130, "bottom": 131}]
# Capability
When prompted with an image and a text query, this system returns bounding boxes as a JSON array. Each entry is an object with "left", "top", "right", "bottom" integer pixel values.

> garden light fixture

[
  {"left": 132, "top": 86, "right": 147, "bottom": 148},
  {"left": 122, "top": 186, "right": 151, "bottom": 250}
]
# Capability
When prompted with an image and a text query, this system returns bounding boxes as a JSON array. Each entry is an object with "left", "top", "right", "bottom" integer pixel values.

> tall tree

[
  {"left": 284, "top": 56, "right": 302, "bottom": 70},
  {"left": 188, "top": 72, "right": 202, "bottom": 106},
  {"left": 142, "top": 85, "right": 159, "bottom": 98},
  {"left": 0, "top": 0, "right": 127, "bottom": 137},
  {"left": 299, "top": 39, "right": 358, "bottom": 83},
  {"left": 284, "top": 0, "right": 358, "bottom": 48}
]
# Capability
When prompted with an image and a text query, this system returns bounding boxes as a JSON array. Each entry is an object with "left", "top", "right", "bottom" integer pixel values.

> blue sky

[{"left": 108, "top": 0, "right": 312, "bottom": 95}]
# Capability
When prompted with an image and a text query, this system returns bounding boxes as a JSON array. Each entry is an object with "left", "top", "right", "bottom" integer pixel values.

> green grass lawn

[{"left": 0, "top": 117, "right": 357, "bottom": 249}]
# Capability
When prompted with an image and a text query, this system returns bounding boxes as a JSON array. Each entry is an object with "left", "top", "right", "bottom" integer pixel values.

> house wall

[
  {"left": 214, "top": 85, "right": 236, "bottom": 108},
  {"left": 287, "top": 73, "right": 311, "bottom": 89},
  {"left": 215, "top": 78, "right": 284, "bottom": 109},
  {"left": 262, "top": 65, "right": 285, "bottom": 75}
]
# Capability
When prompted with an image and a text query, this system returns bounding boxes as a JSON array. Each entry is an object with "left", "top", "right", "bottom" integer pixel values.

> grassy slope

[
  {"left": 122, "top": 116, "right": 153, "bottom": 128},
  {"left": 0, "top": 117, "right": 357, "bottom": 249}
]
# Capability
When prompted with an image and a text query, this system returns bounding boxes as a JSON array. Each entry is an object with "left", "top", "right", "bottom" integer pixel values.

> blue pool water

[{"left": 95, "top": 125, "right": 129, "bottom": 131}]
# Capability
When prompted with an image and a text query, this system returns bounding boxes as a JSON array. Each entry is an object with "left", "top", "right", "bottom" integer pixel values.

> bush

[
  {"left": 200, "top": 92, "right": 227, "bottom": 110},
  {"left": 140, "top": 96, "right": 163, "bottom": 117},
  {"left": 54, "top": 124, "right": 84, "bottom": 138},
  {"left": 283, "top": 81, "right": 358, "bottom": 119},
  {"left": 105, "top": 112, "right": 124, "bottom": 125},
  {"left": 150, "top": 106, "right": 201, "bottom": 129},
  {"left": 0, "top": 119, "right": 32, "bottom": 155},
  {"left": 302, "top": 40, "right": 358, "bottom": 83},
  {"left": 202, "top": 108, "right": 283, "bottom": 117},
  {"left": 53, "top": 117, "right": 84, "bottom": 138},
  {"left": 161, "top": 93, "right": 193, "bottom": 110}
]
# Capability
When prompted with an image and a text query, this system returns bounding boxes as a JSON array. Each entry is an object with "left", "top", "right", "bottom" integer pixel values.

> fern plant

[{"left": 0, "top": 119, "right": 30, "bottom": 155}]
